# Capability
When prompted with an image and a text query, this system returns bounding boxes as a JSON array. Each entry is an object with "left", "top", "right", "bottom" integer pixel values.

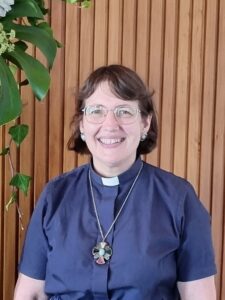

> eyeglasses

[{"left": 82, "top": 105, "right": 141, "bottom": 124}]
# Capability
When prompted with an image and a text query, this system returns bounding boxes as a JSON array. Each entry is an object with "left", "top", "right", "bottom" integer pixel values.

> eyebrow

[{"left": 86, "top": 104, "right": 137, "bottom": 108}]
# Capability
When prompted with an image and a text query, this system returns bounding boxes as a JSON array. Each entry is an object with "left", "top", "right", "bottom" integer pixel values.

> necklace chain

[{"left": 88, "top": 162, "right": 143, "bottom": 242}]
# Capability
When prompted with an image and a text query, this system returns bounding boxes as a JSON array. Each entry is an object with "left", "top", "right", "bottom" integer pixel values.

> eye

[
  {"left": 116, "top": 107, "right": 135, "bottom": 118},
  {"left": 87, "top": 106, "right": 104, "bottom": 116}
]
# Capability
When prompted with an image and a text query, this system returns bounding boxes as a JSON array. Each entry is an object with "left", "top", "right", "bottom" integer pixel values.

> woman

[{"left": 14, "top": 65, "right": 217, "bottom": 300}]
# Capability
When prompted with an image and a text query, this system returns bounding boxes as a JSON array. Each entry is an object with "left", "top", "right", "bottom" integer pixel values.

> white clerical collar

[{"left": 101, "top": 176, "right": 119, "bottom": 186}]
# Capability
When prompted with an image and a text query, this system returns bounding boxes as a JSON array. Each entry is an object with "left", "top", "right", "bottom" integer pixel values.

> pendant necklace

[{"left": 89, "top": 162, "right": 143, "bottom": 265}]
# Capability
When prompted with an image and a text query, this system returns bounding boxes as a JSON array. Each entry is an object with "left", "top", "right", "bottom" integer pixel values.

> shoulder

[
  {"left": 46, "top": 163, "right": 89, "bottom": 192},
  {"left": 142, "top": 161, "right": 193, "bottom": 195},
  {"left": 141, "top": 161, "right": 208, "bottom": 218},
  {"left": 34, "top": 164, "right": 90, "bottom": 213},
  {"left": 50, "top": 163, "right": 89, "bottom": 183}
]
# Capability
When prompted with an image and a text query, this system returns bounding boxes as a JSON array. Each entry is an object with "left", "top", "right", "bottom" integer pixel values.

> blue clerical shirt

[{"left": 19, "top": 158, "right": 216, "bottom": 299}]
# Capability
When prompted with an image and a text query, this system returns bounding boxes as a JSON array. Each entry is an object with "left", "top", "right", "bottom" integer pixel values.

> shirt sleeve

[
  {"left": 176, "top": 183, "right": 217, "bottom": 282},
  {"left": 18, "top": 185, "right": 50, "bottom": 280}
]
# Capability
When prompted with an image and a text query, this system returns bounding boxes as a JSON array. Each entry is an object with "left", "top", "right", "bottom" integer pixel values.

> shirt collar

[{"left": 89, "top": 158, "right": 143, "bottom": 187}]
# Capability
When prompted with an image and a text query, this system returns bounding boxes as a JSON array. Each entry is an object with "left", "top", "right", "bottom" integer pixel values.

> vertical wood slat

[
  {"left": 107, "top": 0, "right": 123, "bottom": 64},
  {"left": 63, "top": 4, "right": 80, "bottom": 172},
  {"left": 33, "top": 0, "right": 50, "bottom": 202},
  {"left": 147, "top": 0, "right": 165, "bottom": 167},
  {"left": 122, "top": 0, "right": 137, "bottom": 69},
  {"left": 199, "top": 0, "right": 218, "bottom": 211},
  {"left": 19, "top": 45, "right": 35, "bottom": 253},
  {"left": 160, "top": 0, "right": 178, "bottom": 171},
  {"left": 135, "top": 0, "right": 151, "bottom": 162},
  {"left": 211, "top": 0, "right": 225, "bottom": 297},
  {"left": 187, "top": 0, "right": 205, "bottom": 192},
  {"left": 1, "top": 0, "right": 225, "bottom": 298},
  {"left": 136, "top": 0, "right": 151, "bottom": 82},
  {"left": 77, "top": 3, "right": 95, "bottom": 167},
  {"left": 79, "top": 4, "right": 95, "bottom": 83},
  {"left": 173, "top": 0, "right": 191, "bottom": 179},
  {"left": 3, "top": 127, "right": 17, "bottom": 300},
  {"left": 33, "top": 92, "right": 48, "bottom": 201},
  {"left": 0, "top": 127, "right": 4, "bottom": 300},
  {"left": 48, "top": 0, "right": 65, "bottom": 179},
  {"left": 94, "top": 0, "right": 109, "bottom": 68}
]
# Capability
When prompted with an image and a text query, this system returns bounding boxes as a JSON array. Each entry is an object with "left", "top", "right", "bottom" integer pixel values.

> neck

[{"left": 92, "top": 158, "right": 136, "bottom": 178}]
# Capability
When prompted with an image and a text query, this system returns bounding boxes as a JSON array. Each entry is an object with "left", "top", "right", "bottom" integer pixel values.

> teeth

[{"left": 99, "top": 138, "right": 123, "bottom": 145}]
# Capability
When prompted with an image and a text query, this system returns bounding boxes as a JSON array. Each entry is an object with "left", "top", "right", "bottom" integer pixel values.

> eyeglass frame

[{"left": 81, "top": 105, "right": 142, "bottom": 124}]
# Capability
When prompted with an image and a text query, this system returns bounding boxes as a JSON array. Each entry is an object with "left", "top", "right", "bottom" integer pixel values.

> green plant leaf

[
  {"left": 15, "top": 41, "right": 28, "bottom": 52},
  {"left": 65, "top": 0, "right": 91, "bottom": 6},
  {"left": 30, "top": 0, "right": 48, "bottom": 15},
  {"left": 7, "top": 46, "right": 50, "bottom": 100},
  {"left": 81, "top": 0, "right": 91, "bottom": 8},
  {"left": 0, "top": 147, "right": 10, "bottom": 156},
  {"left": 37, "top": 21, "right": 53, "bottom": 36},
  {"left": 2, "top": 22, "right": 58, "bottom": 68},
  {"left": 9, "top": 64, "right": 18, "bottom": 76},
  {"left": 65, "top": 0, "right": 79, "bottom": 3},
  {"left": 3, "top": 42, "right": 27, "bottom": 72},
  {"left": 9, "top": 173, "right": 32, "bottom": 196},
  {"left": 5, "top": 192, "right": 17, "bottom": 211},
  {"left": 3, "top": 0, "right": 44, "bottom": 20},
  {"left": 8, "top": 124, "right": 29, "bottom": 146},
  {"left": 0, "top": 56, "right": 22, "bottom": 126}
]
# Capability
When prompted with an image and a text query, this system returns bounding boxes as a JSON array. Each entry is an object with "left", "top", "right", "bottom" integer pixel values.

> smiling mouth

[{"left": 98, "top": 138, "right": 125, "bottom": 145}]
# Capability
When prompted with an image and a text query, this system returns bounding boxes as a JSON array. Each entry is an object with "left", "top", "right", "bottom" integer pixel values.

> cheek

[
  {"left": 82, "top": 121, "right": 100, "bottom": 136},
  {"left": 79, "top": 119, "right": 84, "bottom": 132},
  {"left": 126, "top": 127, "right": 142, "bottom": 141}
]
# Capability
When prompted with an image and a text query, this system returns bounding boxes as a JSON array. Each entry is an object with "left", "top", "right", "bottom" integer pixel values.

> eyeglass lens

[{"left": 83, "top": 105, "right": 139, "bottom": 124}]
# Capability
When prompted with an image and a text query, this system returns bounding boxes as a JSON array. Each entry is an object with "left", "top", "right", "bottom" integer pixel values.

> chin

[{"left": 103, "top": 158, "right": 122, "bottom": 166}]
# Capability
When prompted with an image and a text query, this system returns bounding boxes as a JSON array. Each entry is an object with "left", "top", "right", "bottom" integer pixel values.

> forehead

[{"left": 85, "top": 81, "right": 139, "bottom": 107}]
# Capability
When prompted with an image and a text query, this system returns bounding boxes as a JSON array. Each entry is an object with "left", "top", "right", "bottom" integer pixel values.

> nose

[{"left": 102, "top": 110, "right": 119, "bottom": 128}]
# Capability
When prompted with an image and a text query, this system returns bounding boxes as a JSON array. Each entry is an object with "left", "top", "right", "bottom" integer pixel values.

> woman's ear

[
  {"left": 79, "top": 119, "right": 84, "bottom": 133},
  {"left": 143, "top": 114, "right": 152, "bottom": 132}
]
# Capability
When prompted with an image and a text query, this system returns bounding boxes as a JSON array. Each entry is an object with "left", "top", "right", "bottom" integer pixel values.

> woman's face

[{"left": 79, "top": 82, "right": 151, "bottom": 176}]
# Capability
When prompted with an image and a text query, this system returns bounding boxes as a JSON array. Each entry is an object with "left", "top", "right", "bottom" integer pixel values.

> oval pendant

[{"left": 92, "top": 241, "right": 113, "bottom": 264}]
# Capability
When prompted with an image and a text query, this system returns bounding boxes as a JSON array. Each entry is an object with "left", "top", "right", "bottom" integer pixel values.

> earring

[
  {"left": 140, "top": 132, "right": 147, "bottom": 141},
  {"left": 80, "top": 132, "right": 86, "bottom": 142}
]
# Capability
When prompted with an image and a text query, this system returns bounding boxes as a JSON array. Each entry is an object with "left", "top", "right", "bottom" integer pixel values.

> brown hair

[{"left": 68, "top": 65, "right": 158, "bottom": 155}]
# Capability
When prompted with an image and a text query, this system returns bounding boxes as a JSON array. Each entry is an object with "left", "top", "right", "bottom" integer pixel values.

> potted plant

[{"left": 0, "top": 0, "right": 91, "bottom": 226}]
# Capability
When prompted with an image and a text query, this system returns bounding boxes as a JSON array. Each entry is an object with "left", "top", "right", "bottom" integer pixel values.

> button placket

[{"left": 91, "top": 185, "right": 118, "bottom": 298}]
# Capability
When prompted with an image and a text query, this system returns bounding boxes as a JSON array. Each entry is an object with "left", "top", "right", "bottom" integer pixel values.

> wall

[{"left": 0, "top": 0, "right": 224, "bottom": 299}]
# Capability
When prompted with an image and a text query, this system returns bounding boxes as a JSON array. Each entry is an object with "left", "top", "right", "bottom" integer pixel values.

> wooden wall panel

[
  {"left": 77, "top": 4, "right": 95, "bottom": 167},
  {"left": 63, "top": 3, "right": 80, "bottom": 172},
  {"left": 0, "top": 127, "right": 3, "bottom": 300},
  {"left": 173, "top": 0, "right": 191, "bottom": 179},
  {"left": 187, "top": 0, "right": 205, "bottom": 192},
  {"left": 136, "top": 0, "right": 150, "bottom": 82},
  {"left": 211, "top": 0, "right": 225, "bottom": 297},
  {"left": 1, "top": 0, "right": 225, "bottom": 298},
  {"left": 3, "top": 126, "right": 17, "bottom": 300},
  {"left": 122, "top": 0, "right": 137, "bottom": 68},
  {"left": 94, "top": 0, "right": 109, "bottom": 68},
  {"left": 19, "top": 47, "right": 35, "bottom": 250},
  {"left": 199, "top": 0, "right": 218, "bottom": 212},
  {"left": 160, "top": 0, "right": 178, "bottom": 171},
  {"left": 48, "top": 0, "right": 65, "bottom": 179},
  {"left": 108, "top": 0, "right": 123, "bottom": 63},
  {"left": 147, "top": 0, "right": 165, "bottom": 167}
]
